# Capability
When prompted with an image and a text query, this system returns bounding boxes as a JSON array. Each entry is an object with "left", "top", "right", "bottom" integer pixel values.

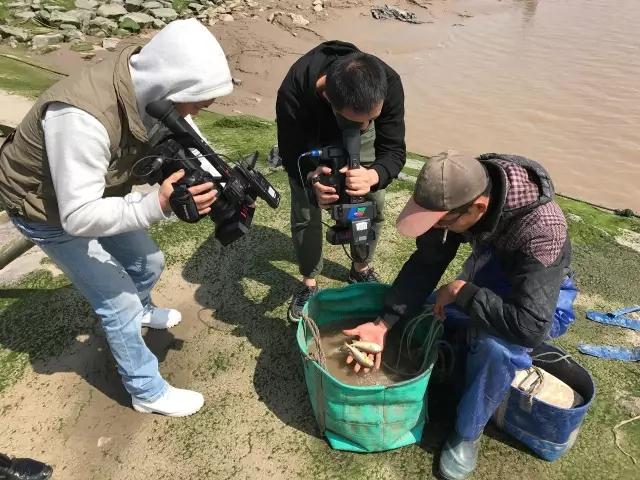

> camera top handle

[
  {"left": 146, "top": 100, "right": 280, "bottom": 209},
  {"left": 146, "top": 99, "right": 233, "bottom": 180}
]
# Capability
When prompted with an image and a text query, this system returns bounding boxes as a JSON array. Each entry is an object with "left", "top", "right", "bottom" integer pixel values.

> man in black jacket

[
  {"left": 345, "top": 152, "right": 577, "bottom": 480},
  {"left": 276, "top": 41, "right": 406, "bottom": 322}
]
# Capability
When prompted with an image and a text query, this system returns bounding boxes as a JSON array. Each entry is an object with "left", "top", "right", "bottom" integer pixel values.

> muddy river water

[{"left": 315, "top": 0, "right": 640, "bottom": 211}]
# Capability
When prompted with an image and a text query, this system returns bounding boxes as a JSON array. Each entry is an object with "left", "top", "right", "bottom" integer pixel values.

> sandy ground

[
  {"left": 1, "top": 3, "right": 639, "bottom": 478},
  {"left": 0, "top": 90, "right": 32, "bottom": 126}
]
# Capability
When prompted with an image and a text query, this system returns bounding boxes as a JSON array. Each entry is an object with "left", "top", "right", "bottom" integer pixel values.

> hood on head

[
  {"left": 129, "top": 19, "right": 233, "bottom": 127},
  {"left": 479, "top": 153, "right": 555, "bottom": 219}
]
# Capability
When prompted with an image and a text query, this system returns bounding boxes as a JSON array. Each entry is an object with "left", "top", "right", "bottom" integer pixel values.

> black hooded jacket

[
  {"left": 275, "top": 41, "right": 406, "bottom": 189},
  {"left": 382, "top": 154, "right": 573, "bottom": 348}
]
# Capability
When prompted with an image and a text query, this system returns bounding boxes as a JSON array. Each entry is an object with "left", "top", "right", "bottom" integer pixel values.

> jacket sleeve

[
  {"left": 370, "top": 72, "right": 406, "bottom": 190},
  {"left": 276, "top": 80, "right": 316, "bottom": 184},
  {"left": 455, "top": 238, "right": 570, "bottom": 348},
  {"left": 382, "top": 229, "right": 462, "bottom": 327},
  {"left": 45, "top": 103, "right": 170, "bottom": 237}
]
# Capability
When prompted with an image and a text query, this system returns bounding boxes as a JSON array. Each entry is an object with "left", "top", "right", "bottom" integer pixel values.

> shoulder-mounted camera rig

[{"left": 132, "top": 100, "right": 281, "bottom": 246}]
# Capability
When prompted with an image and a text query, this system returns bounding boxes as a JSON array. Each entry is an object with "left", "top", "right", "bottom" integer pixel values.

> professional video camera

[
  {"left": 304, "top": 121, "right": 377, "bottom": 262},
  {"left": 132, "top": 99, "right": 281, "bottom": 246}
]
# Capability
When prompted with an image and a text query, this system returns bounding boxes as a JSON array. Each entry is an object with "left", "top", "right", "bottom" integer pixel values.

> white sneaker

[
  {"left": 132, "top": 385, "right": 204, "bottom": 417},
  {"left": 141, "top": 307, "right": 182, "bottom": 329}
]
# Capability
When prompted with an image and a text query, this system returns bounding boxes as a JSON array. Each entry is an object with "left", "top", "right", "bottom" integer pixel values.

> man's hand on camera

[
  {"left": 158, "top": 169, "right": 217, "bottom": 215},
  {"left": 342, "top": 317, "right": 389, "bottom": 373},
  {"left": 340, "top": 166, "right": 379, "bottom": 197},
  {"left": 308, "top": 166, "right": 339, "bottom": 208}
]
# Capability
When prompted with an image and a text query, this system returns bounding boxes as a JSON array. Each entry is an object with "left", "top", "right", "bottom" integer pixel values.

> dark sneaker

[
  {"left": 348, "top": 265, "right": 380, "bottom": 284},
  {"left": 288, "top": 285, "right": 319, "bottom": 323},
  {"left": 0, "top": 453, "right": 53, "bottom": 480}
]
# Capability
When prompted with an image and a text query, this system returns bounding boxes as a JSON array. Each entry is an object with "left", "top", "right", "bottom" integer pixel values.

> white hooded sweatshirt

[{"left": 43, "top": 19, "right": 233, "bottom": 237}]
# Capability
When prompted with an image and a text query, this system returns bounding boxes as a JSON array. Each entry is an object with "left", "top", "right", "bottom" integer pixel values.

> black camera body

[
  {"left": 312, "top": 127, "right": 377, "bottom": 259},
  {"left": 134, "top": 100, "right": 280, "bottom": 246}
]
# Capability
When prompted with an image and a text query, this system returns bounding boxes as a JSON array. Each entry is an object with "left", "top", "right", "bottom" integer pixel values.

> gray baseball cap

[{"left": 396, "top": 151, "right": 489, "bottom": 237}]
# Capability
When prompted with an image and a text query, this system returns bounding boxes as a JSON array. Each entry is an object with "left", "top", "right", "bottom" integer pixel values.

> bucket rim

[{"left": 296, "top": 321, "right": 435, "bottom": 392}]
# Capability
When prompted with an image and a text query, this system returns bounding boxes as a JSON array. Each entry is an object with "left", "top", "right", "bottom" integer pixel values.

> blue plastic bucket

[{"left": 493, "top": 343, "right": 596, "bottom": 461}]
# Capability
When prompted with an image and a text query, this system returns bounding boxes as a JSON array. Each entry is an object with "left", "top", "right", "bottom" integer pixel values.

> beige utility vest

[{"left": 0, "top": 45, "right": 149, "bottom": 225}]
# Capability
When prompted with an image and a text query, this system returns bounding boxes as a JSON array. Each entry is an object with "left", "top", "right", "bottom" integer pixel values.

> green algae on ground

[
  {"left": 0, "top": 51, "right": 60, "bottom": 98},
  {"left": 0, "top": 107, "right": 638, "bottom": 478}
]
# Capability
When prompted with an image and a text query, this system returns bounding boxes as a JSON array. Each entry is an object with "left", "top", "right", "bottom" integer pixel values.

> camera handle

[{"left": 169, "top": 181, "right": 200, "bottom": 223}]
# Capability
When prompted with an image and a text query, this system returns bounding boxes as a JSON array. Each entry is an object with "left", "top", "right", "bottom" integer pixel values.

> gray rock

[
  {"left": 35, "top": 9, "right": 50, "bottom": 22},
  {"left": 313, "top": 4, "right": 323, "bottom": 12},
  {"left": 7, "top": 2, "right": 28, "bottom": 9},
  {"left": 63, "top": 29, "right": 86, "bottom": 42},
  {"left": 119, "top": 17, "right": 141, "bottom": 32},
  {"left": 125, "top": 0, "right": 144, "bottom": 12},
  {"left": 31, "top": 0, "right": 42, "bottom": 6},
  {"left": 267, "top": 145, "right": 282, "bottom": 168},
  {"left": 231, "top": 77, "right": 242, "bottom": 86},
  {"left": 115, "top": 28, "right": 132, "bottom": 37},
  {"left": 97, "top": 4, "right": 128, "bottom": 18},
  {"left": 290, "top": 13, "right": 309, "bottom": 26},
  {"left": 13, "top": 11, "right": 36, "bottom": 21},
  {"left": 8, "top": 37, "right": 19, "bottom": 49},
  {"left": 220, "top": 13, "right": 233, "bottom": 22},
  {"left": 188, "top": 2, "right": 205, "bottom": 12},
  {"left": 152, "top": 18, "right": 166, "bottom": 29},
  {"left": 39, "top": 44, "right": 61, "bottom": 54},
  {"left": 57, "top": 9, "right": 95, "bottom": 26},
  {"left": 159, "top": 1, "right": 172, "bottom": 7},
  {"left": 70, "top": 8, "right": 96, "bottom": 23},
  {"left": 121, "top": 12, "right": 154, "bottom": 25},
  {"left": 59, "top": 23, "right": 79, "bottom": 30},
  {"left": 43, "top": 5, "right": 65, "bottom": 12},
  {"left": 110, "top": 0, "right": 125, "bottom": 4},
  {"left": 142, "top": 1, "right": 162, "bottom": 10},
  {"left": 0, "top": 25, "right": 31, "bottom": 42},
  {"left": 75, "top": 0, "right": 98, "bottom": 10},
  {"left": 50, "top": 11, "right": 84, "bottom": 27},
  {"left": 102, "top": 37, "right": 120, "bottom": 51},
  {"left": 94, "top": 30, "right": 107, "bottom": 38},
  {"left": 31, "top": 32, "right": 64, "bottom": 49},
  {"left": 150, "top": 7, "right": 178, "bottom": 21},
  {"left": 89, "top": 16, "right": 119, "bottom": 32}
]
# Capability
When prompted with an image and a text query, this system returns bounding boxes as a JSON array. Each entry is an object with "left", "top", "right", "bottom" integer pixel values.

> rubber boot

[{"left": 438, "top": 432, "right": 481, "bottom": 480}]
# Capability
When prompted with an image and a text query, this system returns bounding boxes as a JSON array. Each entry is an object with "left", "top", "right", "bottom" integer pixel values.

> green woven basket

[{"left": 296, "top": 283, "right": 438, "bottom": 453}]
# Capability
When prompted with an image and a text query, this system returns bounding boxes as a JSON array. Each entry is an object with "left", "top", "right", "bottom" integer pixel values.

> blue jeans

[
  {"left": 11, "top": 216, "right": 168, "bottom": 401},
  {"left": 430, "top": 248, "right": 578, "bottom": 440}
]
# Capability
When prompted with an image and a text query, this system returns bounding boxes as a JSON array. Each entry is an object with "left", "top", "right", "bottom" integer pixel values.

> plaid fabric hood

[{"left": 472, "top": 154, "right": 567, "bottom": 268}]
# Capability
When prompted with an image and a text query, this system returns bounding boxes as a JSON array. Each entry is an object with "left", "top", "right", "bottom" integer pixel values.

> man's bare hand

[
  {"left": 158, "top": 169, "right": 217, "bottom": 215},
  {"left": 341, "top": 166, "right": 379, "bottom": 197},
  {"left": 342, "top": 318, "right": 389, "bottom": 373},
  {"left": 433, "top": 280, "right": 467, "bottom": 320},
  {"left": 308, "top": 166, "right": 339, "bottom": 207}
]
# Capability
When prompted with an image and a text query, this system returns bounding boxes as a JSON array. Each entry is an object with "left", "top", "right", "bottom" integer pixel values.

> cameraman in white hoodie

[{"left": 0, "top": 20, "right": 233, "bottom": 416}]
